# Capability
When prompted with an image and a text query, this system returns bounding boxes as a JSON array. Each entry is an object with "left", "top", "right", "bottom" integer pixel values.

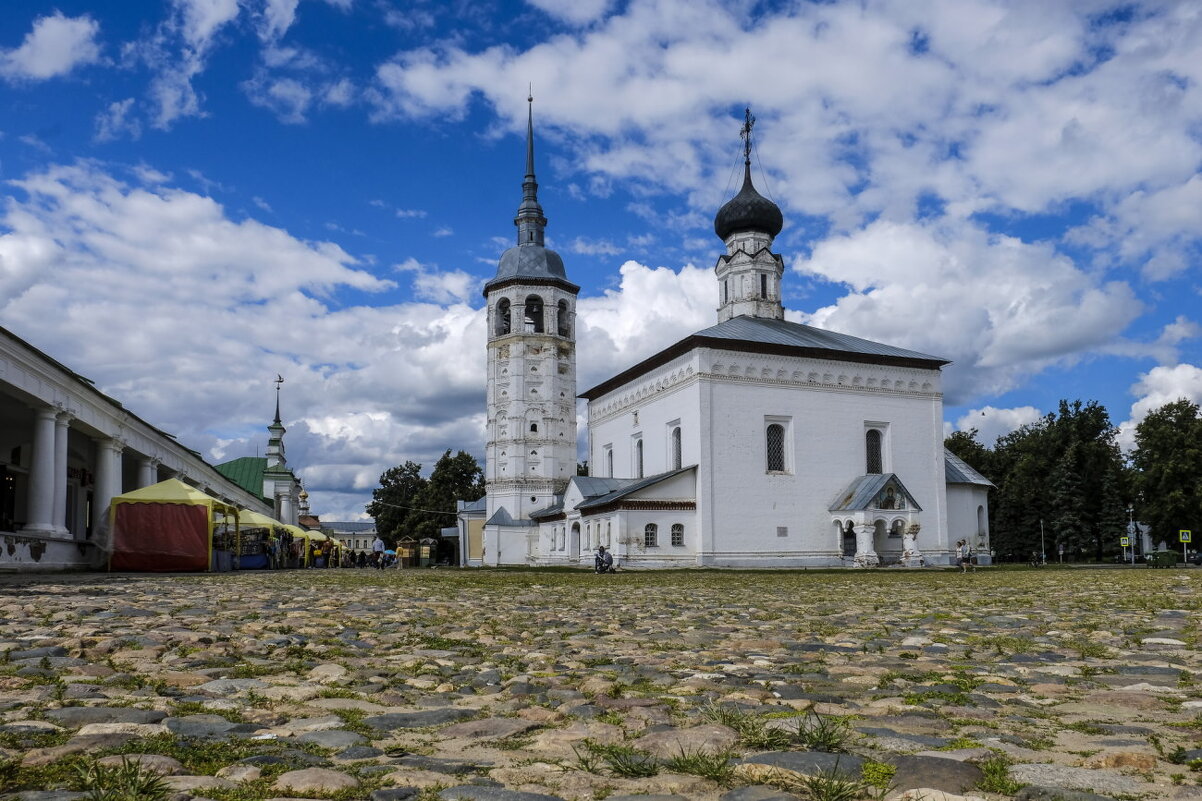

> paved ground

[{"left": 1, "top": 567, "right": 1200, "bottom": 801}]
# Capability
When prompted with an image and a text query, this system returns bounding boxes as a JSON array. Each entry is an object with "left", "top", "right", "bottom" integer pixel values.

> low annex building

[
  {"left": 470, "top": 108, "right": 993, "bottom": 568},
  {"left": 0, "top": 326, "right": 276, "bottom": 571}
]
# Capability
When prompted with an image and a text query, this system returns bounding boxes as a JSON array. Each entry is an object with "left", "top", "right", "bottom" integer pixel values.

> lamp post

[
  {"left": 1127, "top": 506, "right": 1135, "bottom": 566},
  {"left": 1040, "top": 518, "right": 1046, "bottom": 566}
]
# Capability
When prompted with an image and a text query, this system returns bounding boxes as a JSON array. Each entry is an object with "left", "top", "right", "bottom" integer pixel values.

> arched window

[
  {"left": 529, "top": 423, "right": 538, "bottom": 433},
  {"left": 671, "top": 427, "right": 682, "bottom": 470},
  {"left": 496, "top": 298, "right": 511, "bottom": 336},
  {"left": 606, "top": 447, "right": 614, "bottom": 477},
  {"left": 524, "top": 295, "right": 544, "bottom": 333},
  {"left": 605, "top": 521, "right": 611, "bottom": 546},
  {"left": 557, "top": 300, "right": 570, "bottom": 337},
  {"left": 866, "top": 429, "right": 883, "bottom": 474},
  {"left": 635, "top": 439, "right": 644, "bottom": 478},
  {"left": 671, "top": 523, "right": 684, "bottom": 546},
  {"left": 766, "top": 423, "right": 785, "bottom": 472},
  {"left": 644, "top": 523, "right": 657, "bottom": 548}
]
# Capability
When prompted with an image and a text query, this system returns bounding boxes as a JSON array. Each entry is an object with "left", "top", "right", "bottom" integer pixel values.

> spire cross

[{"left": 740, "top": 107, "right": 755, "bottom": 165}]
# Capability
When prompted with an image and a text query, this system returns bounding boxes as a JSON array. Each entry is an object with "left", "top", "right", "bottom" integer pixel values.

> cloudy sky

[{"left": 2, "top": 0, "right": 1201, "bottom": 521}]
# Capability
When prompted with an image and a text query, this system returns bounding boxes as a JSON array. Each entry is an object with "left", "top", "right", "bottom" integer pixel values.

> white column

[
  {"left": 137, "top": 457, "right": 157, "bottom": 488},
  {"left": 853, "top": 522, "right": 879, "bottom": 568},
  {"left": 93, "top": 438, "right": 125, "bottom": 536},
  {"left": 52, "top": 412, "right": 73, "bottom": 537},
  {"left": 22, "top": 408, "right": 58, "bottom": 536},
  {"left": 279, "top": 492, "right": 294, "bottom": 525}
]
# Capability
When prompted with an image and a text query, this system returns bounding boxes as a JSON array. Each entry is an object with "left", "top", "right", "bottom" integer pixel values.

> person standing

[
  {"left": 372, "top": 534, "right": 386, "bottom": 570},
  {"left": 957, "top": 539, "right": 974, "bottom": 573}
]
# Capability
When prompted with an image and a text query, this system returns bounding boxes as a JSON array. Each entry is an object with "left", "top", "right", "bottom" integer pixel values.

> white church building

[{"left": 475, "top": 106, "right": 991, "bottom": 568}]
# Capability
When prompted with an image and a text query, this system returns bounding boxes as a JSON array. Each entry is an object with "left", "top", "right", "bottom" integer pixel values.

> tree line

[
  {"left": 946, "top": 398, "right": 1202, "bottom": 562},
  {"left": 366, "top": 449, "right": 484, "bottom": 546}
]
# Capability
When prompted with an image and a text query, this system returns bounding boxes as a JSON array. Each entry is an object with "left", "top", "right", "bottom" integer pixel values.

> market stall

[
  {"left": 235, "top": 509, "right": 284, "bottom": 569},
  {"left": 109, "top": 479, "right": 239, "bottom": 572}
]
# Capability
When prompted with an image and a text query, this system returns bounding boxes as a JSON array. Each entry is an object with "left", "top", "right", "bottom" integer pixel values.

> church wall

[
  {"left": 587, "top": 355, "right": 703, "bottom": 480},
  {"left": 947, "top": 484, "right": 991, "bottom": 564},
  {"left": 702, "top": 364, "right": 949, "bottom": 566}
]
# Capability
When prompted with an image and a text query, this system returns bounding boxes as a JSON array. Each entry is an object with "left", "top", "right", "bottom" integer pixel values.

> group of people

[
  {"left": 342, "top": 535, "right": 394, "bottom": 569},
  {"left": 956, "top": 538, "right": 976, "bottom": 572}
]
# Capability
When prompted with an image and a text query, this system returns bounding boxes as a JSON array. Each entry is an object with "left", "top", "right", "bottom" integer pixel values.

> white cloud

[
  {"left": 94, "top": 98, "right": 142, "bottom": 142},
  {"left": 1117, "top": 363, "right": 1202, "bottom": 451},
  {"left": 526, "top": 0, "right": 613, "bottom": 26},
  {"left": 1, "top": 12, "right": 102, "bottom": 81},
  {"left": 568, "top": 236, "right": 621, "bottom": 256},
  {"left": 395, "top": 257, "right": 482, "bottom": 304},
  {"left": 576, "top": 260, "right": 715, "bottom": 390},
  {"left": 796, "top": 218, "right": 1142, "bottom": 404},
  {"left": 243, "top": 73, "right": 313, "bottom": 123},
  {"left": 259, "top": 0, "right": 301, "bottom": 42},
  {"left": 949, "top": 405, "right": 1044, "bottom": 447}
]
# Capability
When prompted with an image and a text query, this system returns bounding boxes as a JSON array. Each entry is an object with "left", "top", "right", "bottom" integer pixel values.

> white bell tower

[{"left": 484, "top": 96, "right": 579, "bottom": 536}]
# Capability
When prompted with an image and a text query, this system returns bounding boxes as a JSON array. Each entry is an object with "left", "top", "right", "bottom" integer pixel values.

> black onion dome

[{"left": 714, "top": 163, "right": 783, "bottom": 240}]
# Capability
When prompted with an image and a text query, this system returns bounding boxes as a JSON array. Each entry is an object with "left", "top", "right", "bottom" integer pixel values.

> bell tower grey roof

[{"left": 485, "top": 95, "right": 578, "bottom": 295}]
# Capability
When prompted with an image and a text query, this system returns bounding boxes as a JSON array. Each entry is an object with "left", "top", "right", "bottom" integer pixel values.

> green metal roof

[{"left": 215, "top": 456, "right": 269, "bottom": 501}]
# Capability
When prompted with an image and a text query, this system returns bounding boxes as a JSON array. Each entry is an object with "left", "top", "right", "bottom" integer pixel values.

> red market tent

[{"left": 109, "top": 479, "right": 239, "bottom": 572}]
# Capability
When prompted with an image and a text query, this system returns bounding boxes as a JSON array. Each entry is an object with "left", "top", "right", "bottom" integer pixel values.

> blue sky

[{"left": 2, "top": 0, "right": 1201, "bottom": 520}]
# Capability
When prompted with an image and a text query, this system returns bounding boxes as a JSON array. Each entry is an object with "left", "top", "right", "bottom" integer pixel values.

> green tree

[
  {"left": 1132, "top": 399, "right": 1202, "bottom": 548},
  {"left": 978, "top": 400, "right": 1127, "bottom": 561},
  {"left": 366, "top": 460, "right": 425, "bottom": 545},
  {"left": 408, "top": 450, "right": 485, "bottom": 540}
]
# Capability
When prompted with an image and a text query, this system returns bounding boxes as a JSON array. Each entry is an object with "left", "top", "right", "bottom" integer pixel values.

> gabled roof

[
  {"left": 581, "top": 315, "right": 949, "bottom": 400},
  {"left": 458, "top": 497, "right": 488, "bottom": 514},
  {"left": 944, "top": 448, "right": 995, "bottom": 487},
  {"left": 828, "top": 473, "right": 922, "bottom": 513},
  {"left": 577, "top": 466, "right": 696, "bottom": 511},
  {"left": 485, "top": 506, "right": 530, "bottom": 527},
  {"left": 214, "top": 456, "right": 269, "bottom": 502},
  {"left": 530, "top": 499, "right": 565, "bottom": 520}
]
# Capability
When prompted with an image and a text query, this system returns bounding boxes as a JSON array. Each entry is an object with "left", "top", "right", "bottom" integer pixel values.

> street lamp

[{"left": 1127, "top": 506, "right": 1135, "bottom": 566}]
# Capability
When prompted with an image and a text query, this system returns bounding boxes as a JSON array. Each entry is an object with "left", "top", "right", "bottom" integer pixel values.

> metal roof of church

[
  {"left": 576, "top": 466, "right": 696, "bottom": 511},
  {"left": 944, "top": 448, "right": 995, "bottom": 487},
  {"left": 214, "top": 456, "right": 271, "bottom": 503},
  {"left": 580, "top": 315, "right": 950, "bottom": 400},
  {"left": 828, "top": 473, "right": 923, "bottom": 512}
]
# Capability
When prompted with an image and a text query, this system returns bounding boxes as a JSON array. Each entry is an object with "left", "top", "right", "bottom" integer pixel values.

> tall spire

[
  {"left": 514, "top": 92, "right": 547, "bottom": 247},
  {"left": 273, "top": 374, "right": 284, "bottom": 425}
]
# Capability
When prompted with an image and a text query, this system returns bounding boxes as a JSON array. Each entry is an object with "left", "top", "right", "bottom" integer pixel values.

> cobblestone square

[{"left": 1, "top": 568, "right": 1199, "bottom": 801}]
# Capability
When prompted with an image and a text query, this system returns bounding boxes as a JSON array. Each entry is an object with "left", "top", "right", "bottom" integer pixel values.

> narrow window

[
  {"left": 671, "top": 427, "right": 682, "bottom": 470},
  {"left": 866, "top": 429, "right": 883, "bottom": 474},
  {"left": 635, "top": 439, "right": 644, "bottom": 478},
  {"left": 644, "top": 523, "right": 657, "bottom": 548},
  {"left": 530, "top": 423, "right": 538, "bottom": 433},
  {"left": 766, "top": 423, "right": 785, "bottom": 472},
  {"left": 606, "top": 446, "right": 614, "bottom": 477},
  {"left": 524, "top": 295, "right": 544, "bottom": 333},
  {"left": 760, "top": 273, "right": 767, "bottom": 298},
  {"left": 496, "top": 298, "right": 511, "bottom": 335},
  {"left": 671, "top": 523, "right": 684, "bottom": 546},
  {"left": 557, "top": 300, "right": 570, "bottom": 337}
]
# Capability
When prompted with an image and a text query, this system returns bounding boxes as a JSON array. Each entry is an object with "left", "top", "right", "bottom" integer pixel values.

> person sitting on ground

[{"left": 595, "top": 545, "right": 614, "bottom": 574}]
